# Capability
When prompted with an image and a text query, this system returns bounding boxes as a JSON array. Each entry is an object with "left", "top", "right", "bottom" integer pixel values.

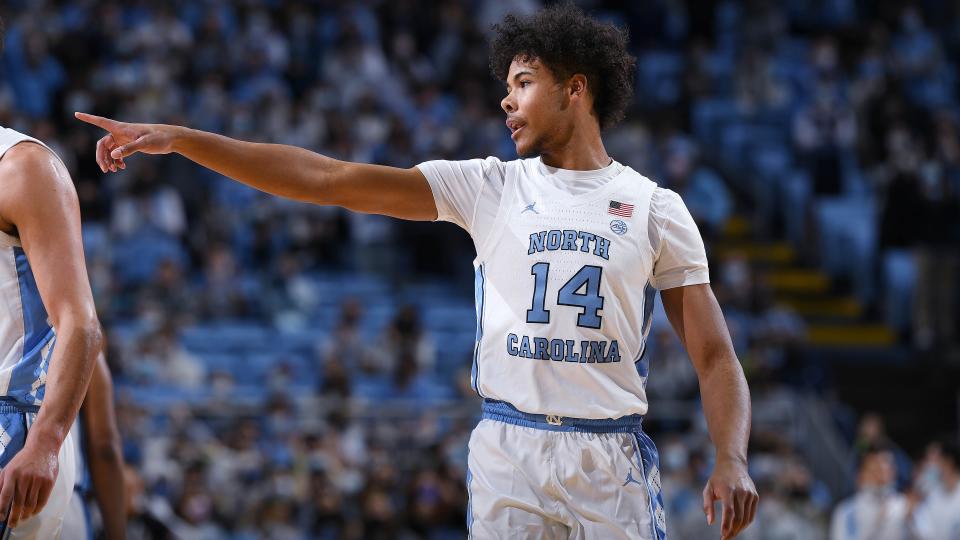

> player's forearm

[
  {"left": 89, "top": 442, "right": 126, "bottom": 540},
  {"left": 170, "top": 127, "right": 346, "bottom": 204},
  {"left": 26, "top": 319, "right": 101, "bottom": 452},
  {"left": 697, "top": 354, "right": 751, "bottom": 464}
]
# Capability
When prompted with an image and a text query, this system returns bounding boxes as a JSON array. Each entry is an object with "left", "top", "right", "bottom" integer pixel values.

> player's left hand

[
  {"left": 0, "top": 442, "right": 59, "bottom": 529},
  {"left": 702, "top": 457, "right": 758, "bottom": 539}
]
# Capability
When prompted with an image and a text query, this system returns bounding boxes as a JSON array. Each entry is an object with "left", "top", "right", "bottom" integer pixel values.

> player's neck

[{"left": 539, "top": 122, "right": 610, "bottom": 171}]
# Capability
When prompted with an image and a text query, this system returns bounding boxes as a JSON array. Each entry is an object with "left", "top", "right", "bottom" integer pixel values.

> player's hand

[
  {"left": 0, "top": 443, "right": 59, "bottom": 529},
  {"left": 74, "top": 112, "right": 180, "bottom": 173},
  {"left": 703, "top": 457, "right": 758, "bottom": 539}
]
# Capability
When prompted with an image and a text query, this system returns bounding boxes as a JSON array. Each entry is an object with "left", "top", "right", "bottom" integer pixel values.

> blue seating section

[{"left": 119, "top": 273, "right": 478, "bottom": 409}]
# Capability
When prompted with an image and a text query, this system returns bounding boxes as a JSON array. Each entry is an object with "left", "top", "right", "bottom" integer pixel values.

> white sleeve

[
  {"left": 416, "top": 157, "right": 501, "bottom": 234},
  {"left": 649, "top": 188, "right": 710, "bottom": 290}
]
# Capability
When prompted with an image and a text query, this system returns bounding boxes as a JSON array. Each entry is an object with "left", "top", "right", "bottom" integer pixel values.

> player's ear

[{"left": 568, "top": 74, "right": 588, "bottom": 100}]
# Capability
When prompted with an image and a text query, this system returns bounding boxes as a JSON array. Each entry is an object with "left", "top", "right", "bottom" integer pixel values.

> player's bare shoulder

[
  {"left": 0, "top": 140, "right": 72, "bottom": 186},
  {"left": 0, "top": 141, "right": 78, "bottom": 228}
]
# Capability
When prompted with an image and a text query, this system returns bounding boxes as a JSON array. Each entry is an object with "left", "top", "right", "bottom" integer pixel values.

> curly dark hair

[{"left": 489, "top": 2, "right": 636, "bottom": 130}]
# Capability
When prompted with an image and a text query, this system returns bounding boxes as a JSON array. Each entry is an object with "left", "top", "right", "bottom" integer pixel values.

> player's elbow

[
  {"left": 78, "top": 317, "right": 104, "bottom": 354},
  {"left": 692, "top": 343, "right": 742, "bottom": 380},
  {"left": 56, "top": 311, "right": 104, "bottom": 357},
  {"left": 91, "top": 437, "right": 123, "bottom": 465}
]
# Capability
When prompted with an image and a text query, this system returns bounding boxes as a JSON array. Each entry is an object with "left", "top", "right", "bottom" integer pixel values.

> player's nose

[{"left": 501, "top": 94, "right": 516, "bottom": 114}]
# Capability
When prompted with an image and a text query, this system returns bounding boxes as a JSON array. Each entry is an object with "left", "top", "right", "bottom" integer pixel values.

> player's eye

[{"left": 520, "top": 81, "right": 531, "bottom": 88}]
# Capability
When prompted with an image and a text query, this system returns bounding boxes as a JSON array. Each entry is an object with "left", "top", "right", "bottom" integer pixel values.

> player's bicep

[
  {"left": 325, "top": 162, "right": 438, "bottom": 221},
  {"left": 661, "top": 284, "right": 736, "bottom": 375},
  {"left": 2, "top": 144, "right": 98, "bottom": 329}
]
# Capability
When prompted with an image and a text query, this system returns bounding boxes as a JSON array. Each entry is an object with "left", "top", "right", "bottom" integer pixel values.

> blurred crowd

[{"left": 1, "top": 0, "right": 959, "bottom": 538}]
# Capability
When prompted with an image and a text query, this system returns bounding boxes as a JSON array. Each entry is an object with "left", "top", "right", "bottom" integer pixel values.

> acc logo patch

[{"left": 610, "top": 219, "right": 628, "bottom": 235}]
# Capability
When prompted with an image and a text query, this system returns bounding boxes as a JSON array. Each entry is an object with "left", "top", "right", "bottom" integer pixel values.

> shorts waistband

[
  {"left": 0, "top": 397, "right": 39, "bottom": 414},
  {"left": 481, "top": 399, "right": 643, "bottom": 433}
]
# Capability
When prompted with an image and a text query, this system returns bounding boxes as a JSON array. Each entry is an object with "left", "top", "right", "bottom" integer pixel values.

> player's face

[{"left": 501, "top": 58, "right": 570, "bottom": 158}]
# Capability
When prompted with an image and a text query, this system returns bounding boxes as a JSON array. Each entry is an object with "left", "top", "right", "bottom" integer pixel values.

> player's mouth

[{"left": 506, "top": 118, "right": 527, "bottom": 140}]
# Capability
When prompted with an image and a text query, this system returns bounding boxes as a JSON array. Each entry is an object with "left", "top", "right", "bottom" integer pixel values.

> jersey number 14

[{"left": 526, "top": 263, "right": 604, "bottom": 329}]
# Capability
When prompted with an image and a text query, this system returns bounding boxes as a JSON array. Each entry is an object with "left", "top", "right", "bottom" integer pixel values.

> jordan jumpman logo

[{"left": 623, "top": 470, "right": 643, "bottom": 488}]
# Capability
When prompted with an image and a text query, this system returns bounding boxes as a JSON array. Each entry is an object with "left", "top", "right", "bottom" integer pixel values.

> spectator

[
  {"left": 910, "top": 439, "right": 960, "bottom": 538},
  {"left": 830, "top": 444, "right": 908, "bottom": 540}
]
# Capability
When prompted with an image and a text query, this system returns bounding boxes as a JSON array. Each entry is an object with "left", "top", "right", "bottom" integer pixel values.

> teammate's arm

[
  {"left": 74, "top": 113, "right": 437, "bottom": 221},
  {"left": 81, "top": 353, "right": 125, "bottom": 540},
  {"left": 0, "top": 143, "right": 102, "bottom": 528},
  {"left": 661, "top": 283, "right": 758, "bottom": 540}
]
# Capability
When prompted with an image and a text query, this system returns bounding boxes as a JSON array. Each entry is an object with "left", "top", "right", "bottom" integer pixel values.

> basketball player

[
  {"left": 0, "top": 18, "right": 102, "bottom": 538},
  {"left": 62, "top": 352, "right": 125, "bottom": 540},
  {"left": 77, "top": 4, "right": 757, "bottom": 538}
]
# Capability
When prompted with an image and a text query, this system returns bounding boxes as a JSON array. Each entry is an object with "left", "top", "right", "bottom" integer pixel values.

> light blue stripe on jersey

[
  {"left": 472, "top": 264, "right": 486, "bottom": 396},
  {"left": 10, "top": 247, "right": 53, "bottom": 405},
  {"left": 634, "top": 282, "right": 658, "bottom": 382}
]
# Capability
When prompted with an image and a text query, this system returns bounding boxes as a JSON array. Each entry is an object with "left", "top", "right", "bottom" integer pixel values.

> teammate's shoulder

[
  {"left": 0, "top": 139, "right": 63, "bottom": 174},
  {"left": 0, "top": 138, "right": 72, "bottom": 200}
]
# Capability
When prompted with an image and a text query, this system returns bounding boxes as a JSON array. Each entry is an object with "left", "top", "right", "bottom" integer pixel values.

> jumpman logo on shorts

[
  {"left": 522, "top": 202, "right": 539, "bottom": 214},
  {"left": 622, "top": 470, "right": 643, "bottom": 488}
]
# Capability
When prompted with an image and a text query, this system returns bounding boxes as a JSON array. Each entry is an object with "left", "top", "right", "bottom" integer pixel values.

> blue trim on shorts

[
  {"left": 634, "top": 431, "right": 667, "bottom": 540},
  {"left": 481, "top": 399, "right": 644, "bottom": 433},
  {"left": 0, "top": 405, "right": 34, "bottom": 537},
  {"left": 0, "top": 398, "right": 39, "bottom": 415},
  {"left": 465, "top": 466, "right": 474, "bottom": 535}
]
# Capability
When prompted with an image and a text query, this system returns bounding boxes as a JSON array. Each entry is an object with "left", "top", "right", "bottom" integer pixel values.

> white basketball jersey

[
  {"left": 0, "top": 127, "right": 60, "bottom": 406},
  {"left": 419, "top": 156, "right": 709, "bottom": 419}
]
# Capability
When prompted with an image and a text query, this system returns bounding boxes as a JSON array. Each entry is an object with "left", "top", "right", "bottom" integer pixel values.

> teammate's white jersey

[
  {"left": 0, "top": 127, "right": 60, "bottom": 407},
  {"left": 0, "top": 127, "right": 77, "bottom": 539},
  {"left": 418, "top": 156, "right": 709, "bottom": 419}
]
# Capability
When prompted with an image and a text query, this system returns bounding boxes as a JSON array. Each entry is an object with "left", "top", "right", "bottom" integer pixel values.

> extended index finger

[{"left": 74, "top": 112, "right": 123, "bottom": 132}]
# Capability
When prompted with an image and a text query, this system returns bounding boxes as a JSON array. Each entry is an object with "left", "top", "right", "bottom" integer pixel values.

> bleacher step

[
  {"left": 765, "top": 269, "right": 831, "bottom": 294},
  {"left": 806, "top": 324, "right": 897, "bottom": 347},
  {"left": 776, "top": 296, "right": 863, "bottom": 319},
  {"left": 713, "top": 242, "right": 796, "bottom": 264},
  {"left": 722, "top": 216, "right": 752, "bottom": 239}
]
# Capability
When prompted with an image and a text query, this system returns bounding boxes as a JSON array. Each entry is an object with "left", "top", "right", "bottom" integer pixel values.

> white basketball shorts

[{"left": 466, "top": 399, "right": 667, "bottom": 539}]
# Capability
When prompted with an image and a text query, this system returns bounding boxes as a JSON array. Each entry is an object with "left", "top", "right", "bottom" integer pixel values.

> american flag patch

[{"left": 608, "top": 200, "right": 634, "bottom": 218}]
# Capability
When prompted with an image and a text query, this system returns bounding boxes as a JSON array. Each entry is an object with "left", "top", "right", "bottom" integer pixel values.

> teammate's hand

[
  {"left": 0, "top": 444, "right": 59, "bottom": 529},
  {"left": 702, "top": 457, "right": 758, "bottom": 539},
  {"left": 74, "top": 112, "right": 180, "bottom": 173}
]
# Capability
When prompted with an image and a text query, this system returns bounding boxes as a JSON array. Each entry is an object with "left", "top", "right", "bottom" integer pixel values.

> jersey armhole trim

[
  {"left": 652, "top": 192, "right": 670, "bottom": 262},
  {"left": 465, "top": 161, "right": 490, "bottom": 234},
  {"left": 649, "top": 190, "right": 671, "bottom": 290}
]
